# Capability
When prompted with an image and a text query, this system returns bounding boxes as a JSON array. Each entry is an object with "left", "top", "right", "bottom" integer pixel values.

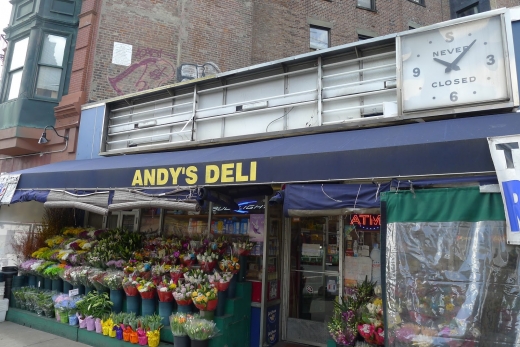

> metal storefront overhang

[{"left": 11, "top": 113, "right": 520, "bottom": 190}]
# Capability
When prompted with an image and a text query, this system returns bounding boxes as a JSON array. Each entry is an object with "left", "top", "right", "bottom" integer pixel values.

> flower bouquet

[
  {"left": 185, "top": 268, "right": 207, "bottom": 285},
  {"left": 43, "top": 263, "right": 65, "bottom": 280},
  {"left": 208, "top": 271, "right": 233, "bottom": 291},
  {"left": 170, "top": 265, "right": 188, "bottom": 284},
  {"left": 137, "top": 279, "right": 156, "bottom": 300},
  {"left": 192, "top": 282, "right": 218, "bottom": 312},
  {"left": 136, "top": 262, "right": 152, "bottom": 280},
  {"left": 184, "top": 318, "right": 219, "bottom": 341},
  {"left": 173, "top": 281, "right": 196, "bottom": 306},
  {"left": 103, "top": 270, "right": 125, "bottom": 290},
  {"left": 88, "top": 269, "right": 108, "bottom": 291},
  {"left": 170, "top": 312, "right": 193, "bottom": 336},
  {"left": 358, "top": 298, "right": 385, "bottom": 345},
  {"left": 62, "top": 266, "right": 81, "bottom": 286},
  {"left": 180, "top": 251, "right": 196, "bottom": 267},
  {"left": 20, "top": 259, "right": 40, "bottom": 276},
  {"left": 151, "top": 264, "right": 171, "bottom": 286},
  {"left": 219, "top": 256, "right": 240, "bottom": 274},
  {"left": 123, "top": 276, "right": 139, "bottom": 296},
  {"left": 233, "top": 239, "right": 255, "bottom": 256},
  {"left": 196, "top": 251, "right": 218, "bottom": 272},
  {"left": 157, "top": 279, "right": 176, "bottom": 302}
]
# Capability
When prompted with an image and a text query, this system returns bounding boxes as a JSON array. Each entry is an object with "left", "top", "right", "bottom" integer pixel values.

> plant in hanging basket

[
  {"left": 157, "top": 279, "right": 176, "bottom": 302},
  {"left": 123, "top": 276, "right": 140, "bottom": 296},
  {"left": 184, "top": 318, "right": 219, "bottom": 341},
  {"left": 192, "top": 282, "right": 218, "bottom": 311},
  {"left": 219, "top": 256, "right": 240, "bottom": 274},
  {"left": 173, "top": 281, "right": 196, "bottom": 306},
  {"left": 137, "top": 279, "right": 156, "bottom": 300},
  {"left": 208, "top": 271, "right": 233, "bottom": 291}
]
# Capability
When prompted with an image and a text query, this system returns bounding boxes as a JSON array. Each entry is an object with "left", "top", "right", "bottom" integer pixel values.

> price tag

[
  {"left": 69, "top": 288, "right": 79, "bottom": 297},
  {"left": 38, "top": 281, "right": 41, "bottom": 288}
]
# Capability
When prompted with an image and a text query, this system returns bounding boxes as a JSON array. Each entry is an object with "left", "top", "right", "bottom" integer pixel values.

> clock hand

[
  {"left": 445, "top": 39, "right": 476, "bottom": 73},
  {"left": 433, "top": 57, "right": 452, "bottom": 68}
]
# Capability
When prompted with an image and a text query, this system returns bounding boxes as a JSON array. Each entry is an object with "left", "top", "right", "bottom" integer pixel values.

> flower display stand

[
  {"left": 6, "top": 307, "right": 173, "bottom": 347},
  {"left": 43, "top": 278, "right": 52, "bottom": 291},
  {"left": 27, "top": 275, "right": 37, "bottom": 287},
  {"left": 227, "top": 274, "right": 238, "bottom": 299},
  {"left": 216, "top": 290, "right": 227, "bottom": 317},
  {"left": 209, "top": 281, "right": 252, "bottom": 347}
]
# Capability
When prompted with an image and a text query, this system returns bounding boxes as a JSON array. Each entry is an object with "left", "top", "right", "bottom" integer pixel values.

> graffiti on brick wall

[
  {"left": 177, "top": 62, "right": 221, "bottom": 82},
  {"left": 107, "top": 43, "right": 221, "bottom": 95},
  {"left": 108, "top": 57, "right": 176, "bottom": 96}
]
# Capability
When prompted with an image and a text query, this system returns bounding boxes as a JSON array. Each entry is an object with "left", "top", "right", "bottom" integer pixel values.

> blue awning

[{"left": 11, "top": 113, "right": 520, "bottom": 190}]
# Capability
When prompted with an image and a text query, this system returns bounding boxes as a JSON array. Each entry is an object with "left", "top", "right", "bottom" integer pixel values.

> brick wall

[{"left": 86, "top": 0, "right": 452, "bottom": 102}]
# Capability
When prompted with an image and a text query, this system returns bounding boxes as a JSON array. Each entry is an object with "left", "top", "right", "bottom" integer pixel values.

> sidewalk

[{"left": 0, "top": 321, "right": 91, "bottom": 347}]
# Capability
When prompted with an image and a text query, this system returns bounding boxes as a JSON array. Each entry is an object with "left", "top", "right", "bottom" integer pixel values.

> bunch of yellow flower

[
  {"left": 45, "top": 235, "right": 65, "bottom": 247},
  {"left": 191, "top": 282, "right": 218, "bottom": 308},
  {"left": 32, "top": 247, "right": 50, "bottom": 258},
  {"left": 62, "top": 227, "right": 84, "bottom": 236}
]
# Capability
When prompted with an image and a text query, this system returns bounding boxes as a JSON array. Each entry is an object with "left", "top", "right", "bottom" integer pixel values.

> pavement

[{"left": 0, "top": 321, "right": 91, "bottom": 347}]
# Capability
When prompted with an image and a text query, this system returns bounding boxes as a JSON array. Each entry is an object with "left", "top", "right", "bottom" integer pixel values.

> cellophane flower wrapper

[
  {"left": 88, "top": 269, "right": 108, "bottom": 291},
  {"left": 173, "top": 281, "right": 196, "bottom": 302},
  {"left": 103, "top": 270, "right": 125, "bottom": 290},
  {"left": 185, "top": 318, "right": 219, "bottom": 340}
]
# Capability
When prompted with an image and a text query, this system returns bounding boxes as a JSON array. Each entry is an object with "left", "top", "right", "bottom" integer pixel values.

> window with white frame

[
  {"left": 310, "top": 26, "right": 329, "bottom": 50},
  {"left": 6, "top": 37, "right": 29, "bottom": 100},
  {"left": 357, "top": 0, "right": 375, "bottom": 11},
  {"left": 35, "top": 34, "right": 67, "bottom": 99}
]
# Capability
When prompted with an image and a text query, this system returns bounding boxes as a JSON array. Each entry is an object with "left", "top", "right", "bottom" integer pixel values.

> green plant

[
  {"left": 147, "top": 314, "right": 163, "bottom": 331},
  {"left": 184, "top": 318, "right": 219, "bottom": 341},
  {"left": 76, "top": 291, "right": 113, "bottom": 318}
]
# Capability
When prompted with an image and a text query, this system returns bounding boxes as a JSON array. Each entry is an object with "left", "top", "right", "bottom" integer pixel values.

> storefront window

[{"left": 139, "top": 208, "right": 161, "bottom": 234}]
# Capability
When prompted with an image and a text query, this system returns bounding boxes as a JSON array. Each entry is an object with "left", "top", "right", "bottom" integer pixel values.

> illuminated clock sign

[{"left": 350, "top": 214, "right": 381, "bottom": 230}]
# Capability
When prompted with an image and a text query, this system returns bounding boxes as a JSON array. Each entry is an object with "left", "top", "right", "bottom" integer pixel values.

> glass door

[{"left": 286, "top": 216, "right": 342, "bottom": 346}]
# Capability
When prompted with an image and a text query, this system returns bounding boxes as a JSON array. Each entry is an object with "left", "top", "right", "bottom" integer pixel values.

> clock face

[{"left": 401, "top": 15, "right": 509, "bottom": 112}]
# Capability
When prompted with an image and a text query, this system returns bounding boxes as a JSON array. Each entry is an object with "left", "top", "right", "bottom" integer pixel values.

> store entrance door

[{"left": 285, "top": 216, "right": 342, "bottom": 346}]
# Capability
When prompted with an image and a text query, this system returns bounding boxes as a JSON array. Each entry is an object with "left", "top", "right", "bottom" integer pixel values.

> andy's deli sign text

[{"left": 131, "top": 161, "right": 257, "bottom": 186}]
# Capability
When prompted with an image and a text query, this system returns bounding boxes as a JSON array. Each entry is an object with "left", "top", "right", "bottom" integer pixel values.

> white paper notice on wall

[
  {"left": 344, "top": 256, "right": 372, "bottom": 286},
  {"left": 112, "top": 42, "right": 132, "bottom": 66}
]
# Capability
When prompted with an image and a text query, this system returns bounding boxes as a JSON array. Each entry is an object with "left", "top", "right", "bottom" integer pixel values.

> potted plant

[
  {"left": 90, "top": 292, "right": 113, "bottom": 333},
  {"left": 129, "top": 316, "right": 139, "bottom": 344},
  {"left": 185, "top": 318, "right": 219, "bottom": 347},
  {"left": 146, "top": 314, "right": 163, "bottom": 347},
  {"left": 170, "top": 312, "right": 192, "bottom": 347},
  {"left": 137, "top": 316, "right": 149, "bottom": 346},
  {"left": 123, "top": 313, "right": 137, "bottom": 342}
]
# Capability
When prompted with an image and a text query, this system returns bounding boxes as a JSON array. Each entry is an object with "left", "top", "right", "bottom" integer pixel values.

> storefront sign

[
  {"left": 131, "top": 161, "right": 257, "bottom": 186},
  {"left": 488, "top": 135, "right": 520, "bottom": 244},
  {"left": 0, "top": 174, "right": 20, "bottom": 204},
  {"left": 350, "top": 214, "right": 380, "bottom": 230}
]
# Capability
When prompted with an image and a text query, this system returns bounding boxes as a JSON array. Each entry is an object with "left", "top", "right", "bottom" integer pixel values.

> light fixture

[{"left": 38, "top": 125, "right": 68, "bottom": 144}]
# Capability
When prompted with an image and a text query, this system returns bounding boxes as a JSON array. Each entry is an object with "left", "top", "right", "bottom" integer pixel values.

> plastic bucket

[
  {"left": 28, "top": 275, "right": 37, "bottom": 287},
  {"left": 63, "top": 281, "right": 73, "bottom": 293},
  {"left": 52, "top": 279, "right": 63, "bottom": 292},
  {"left": 173, "top": 335, "right": 191, "bottom": 347},
  {"left": 158, "top": 301, "right": 173, "bottom": 326},
  {"left": 110, "top": 289, "right": 124, "bottom": 313},
  {"left": 216, "top": 290, "right": 227, "bottom": 317},
  {"left": 44, "top": 278, "right": 52, "bottom": 290},
  {"left": 227, "top": 274, "right": 238, "bottom": 299},
  {"left": 126, "top": 295, "right": 140, "bottom": 315},
  {"left": 141, "top": 298, "right": 156, "bottom": 317}
]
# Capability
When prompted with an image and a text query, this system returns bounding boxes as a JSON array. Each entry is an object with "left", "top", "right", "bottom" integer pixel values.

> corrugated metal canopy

[{"left": 10, "top": 113, "right": 520, "bottom": 190}]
